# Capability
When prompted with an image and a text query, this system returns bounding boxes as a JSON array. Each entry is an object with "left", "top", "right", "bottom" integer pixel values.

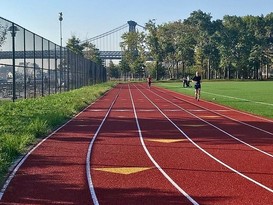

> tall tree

[
  {"left": 83, "top": 41, "right": 103, "bottom": 65},
  {"left": 145, "top": 20, "right": 163, "bottom": 80},
  {"left": 184, "top": 10, "right": 215, "bottom": 79},
  {"left": 108, "top": 60, "right": 120, "bottom": 78},
  {"left": 243, "top": 15, "right": 266, "bottom": 79},
  {"left": 66, "top": 35, "right": 85, "bottom": 55},
  {"left": 264, "top": 13, "right": 273, "bottom": 78},
  {"left": 157, "top": 21, "right": 195, "bottom": 79},
  {"left": 120, "top": 30, "right": 145, "bottom": 78},
  {"left": 119, "top": 58, "right": 130, "bottom": 80},
  {"left": 216, "top": 15, "right": 242, "bottom": 79}
]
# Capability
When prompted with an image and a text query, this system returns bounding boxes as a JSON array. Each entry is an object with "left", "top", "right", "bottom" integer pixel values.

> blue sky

[{"left": 1, "top": 0, "right": 273, "bottom": 46}]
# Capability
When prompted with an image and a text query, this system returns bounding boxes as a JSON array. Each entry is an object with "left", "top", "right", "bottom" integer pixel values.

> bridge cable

[
  {"left": 137, "top": 24, "right": 146, "bottom": 29},
  {"left": 81, "top": 23, "right": 128, "bottom": 43}
]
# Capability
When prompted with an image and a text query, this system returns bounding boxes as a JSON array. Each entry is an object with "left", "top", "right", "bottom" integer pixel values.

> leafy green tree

[
  {"left": 156, "top": 23, "right": 175, "bottom": 78},
  {"left": 215, "top": 15, "right": 242, "bottom": 79},
  {"left": 108, "top": 60, "right": 120, "bottom": 78},
  {"left": 120, "top": 30, "right": 146, "bottom": 78},
  {"left": 66, "top": 35, "right": 85, "bottom": 55},
  {"left": 119, "top": 58, "right": 130, "bottom": 80},
  {"left": 174, "top": 22, "right": 196, "bottom": 77},
  {"left": 156, "top": 21, "right": 196, "bottom": 79},
  {"left": 184, "top": 10, "right": 216, "bottom": 78},
  {"left": 83, "top": 41, "right": 103, "bottom": 65},
  {"left": 145, "top": 20, "right": 163, "bottom": 80},
  {"left": 242, "top": 15, "right": 265, "bottom": 79},
  {"left": 264, "top": 13, "right": 273, "bottom": 78},
  {"left": 140, "top": 11, "right": 273, "bottom": 80}
]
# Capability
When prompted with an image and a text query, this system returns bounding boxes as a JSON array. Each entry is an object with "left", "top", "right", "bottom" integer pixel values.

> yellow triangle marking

[
  {"left": 146, "top": 139, "right": 186, "bottom": 143},
  {"left": 93, "top": 167, "right": 152, "bottom": 175},
  {"left": 182, "top": 124, "right": 206, "bottom": 127},
  {"left": 188, "top": 109, "right": 205, "bottom": 112},
  {"left": 138, "top": 109, "right": 156, "bottom": 112},
  {"left": 201, "top": 115, "right": 221, "bottom": 118}
]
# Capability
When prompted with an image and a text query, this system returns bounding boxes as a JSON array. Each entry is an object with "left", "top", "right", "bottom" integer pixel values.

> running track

[{"left": 0, "top": 83, "right": 272, "bottom": 205}]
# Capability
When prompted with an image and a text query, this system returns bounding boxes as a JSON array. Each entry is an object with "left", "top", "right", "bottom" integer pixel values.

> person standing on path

[
  {"left": 147, "top": 75, "right": 152, "bottom": 89},
  {"left": 192, "top": 71, "right": 201, "bottom": 101}
]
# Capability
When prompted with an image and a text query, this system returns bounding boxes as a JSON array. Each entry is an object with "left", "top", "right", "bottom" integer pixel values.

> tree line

[{"left": 68, "top": 10, "right": 273, "bottom": 81}]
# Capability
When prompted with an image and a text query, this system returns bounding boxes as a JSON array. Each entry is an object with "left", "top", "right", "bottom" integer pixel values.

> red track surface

[{"left": 0, "top": 83, "right": 272, "bottom": 205}]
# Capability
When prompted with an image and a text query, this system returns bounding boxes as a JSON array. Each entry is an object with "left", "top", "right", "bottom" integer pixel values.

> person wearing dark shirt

[
  {"left": 192, "top": 71, "right": 201, "bottom": 101},
  {"left": 147, "top": 75, "right": 152, "bottom": 89}
]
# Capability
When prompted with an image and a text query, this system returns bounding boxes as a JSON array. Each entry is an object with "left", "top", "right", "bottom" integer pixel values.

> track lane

[
  {"left": 139, "top": 84, "right": 273, "bottom": 189},
  {"left": 0, "top": 87, "right": 120, "bottom": 204},
  {"left": 145, "top": 85, "right": 273, "bottom": 187},
  {"left": 154, "top": 86, "right": 273, "bottom": 151},
  {"left": 155, "top": 85, "right": 273, "bottom": 151},
  {"left": 86, "top": 84, "right": 122, "bottom": 204},
  {"left": 90, "top": 84, "right": 192, "bottom": 204},
  {"left": 130, "top": 83, "right": 272, "bottom": 205},
  {"left": 1, "top": 83, "right": 272, "bottom": 204}
]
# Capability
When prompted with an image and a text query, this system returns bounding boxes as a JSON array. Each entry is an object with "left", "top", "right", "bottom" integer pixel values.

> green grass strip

[
  {"left": 0, "top": 82, "right": 116, "bottom": 185},
  {"left": 157, "top": 81, "right": 273, "bottom": 119}
]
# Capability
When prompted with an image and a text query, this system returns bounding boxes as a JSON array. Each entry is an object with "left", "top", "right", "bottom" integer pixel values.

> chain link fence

[{"left": 0, "top": 17, "right": 106, "bottom": 101}]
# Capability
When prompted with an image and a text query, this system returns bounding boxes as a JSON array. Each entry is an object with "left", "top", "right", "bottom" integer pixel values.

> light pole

[
  {"left": 8, "top": 23, "right": 19, "bottom": 102},
  {"left": 59, "top": 12, "right": 63, "bottom": 91},
  {"left": 59, "top": 12, "right": 63, "bottom": 47},
  {"left": 151, "top": 19, "right": 159, "bottom": 80}
]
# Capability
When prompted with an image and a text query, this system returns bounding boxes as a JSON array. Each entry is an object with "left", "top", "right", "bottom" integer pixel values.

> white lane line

[
  {"left": 112, "top": 109, "right": 131, "bottom": 112},
  {"left": 202, "top": 91, "right": 273, "bottom": 107},
  {"left": 162, "top": 87, "right": 273, "bottom": 123},
  {"left": 137, "top": 85, "right": 273, "bottom": 193},
  {"left": 154, "top": 88, "right": 273, "bottom": 158},
  {"left": 187, "top": 109, "right": 206, "bottom": 112},
  {"left": 163, "top": 109, "right": 182, "bottom": 112},
  {"left": 86, "top": 88, "right": 121, "bottom": 205},
  {"left": 128, "top": 84, "right": 199, "bottom": 205},
  {"left": 0, "top": 89, "right": 112, "bottom": 201},
  {"left": 190, "top": 98, "right": 273, "bottom": 138},
  {"left": 170, "top": 89, "right": 273, "bottom": 137},
  {"left": 138, "top": 109, "right": 157, "bottom": 112},
  {"left": 90, "top": 109, "right": 108, "bottom": 112}
]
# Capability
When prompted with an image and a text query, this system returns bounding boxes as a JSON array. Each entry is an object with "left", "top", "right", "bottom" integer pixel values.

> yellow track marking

[
  {"left": 145, "top": 139, "right": 187, "bottom": 143},
  {"left": 182, "top": 124, "right": 206, "bottom": 127},
  {"left": 93, "top": 167, "right": 152, "bottom": 175},
  {"left": 200, "top": 115, "right": 221, "bottom": 118}
]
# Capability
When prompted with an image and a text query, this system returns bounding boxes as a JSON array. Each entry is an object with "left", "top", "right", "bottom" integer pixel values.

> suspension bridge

[
  {"left": 0, "top": 20, "right": 145, "bottom": 61},
  {"left": 83, "top": 20, "right": 145, "bottom": 60}
]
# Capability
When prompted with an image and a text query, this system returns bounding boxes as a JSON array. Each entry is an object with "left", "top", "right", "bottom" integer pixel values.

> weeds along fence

[{"left": 0, "top": 17, "right": 107, "bottom": 101}]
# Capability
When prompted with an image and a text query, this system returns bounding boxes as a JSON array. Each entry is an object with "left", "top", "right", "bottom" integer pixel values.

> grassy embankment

[
  {"left": 0, "top": 82, "right": 116, "bottom": 185},
  {"left": 157, "top": 80, "right": 273, "bottom": 119}
]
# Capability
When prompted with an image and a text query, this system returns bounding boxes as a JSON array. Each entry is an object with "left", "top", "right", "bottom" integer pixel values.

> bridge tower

[
  {"left": 126, "top": 21, "right": 138, "bottom": 57},
  {"left": 127, "top": 20, "right": 137, "bottom": 33}
]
